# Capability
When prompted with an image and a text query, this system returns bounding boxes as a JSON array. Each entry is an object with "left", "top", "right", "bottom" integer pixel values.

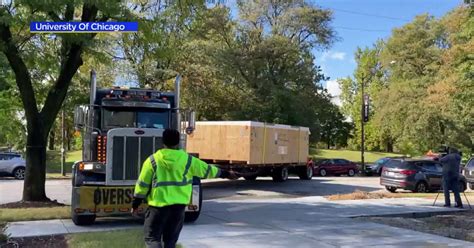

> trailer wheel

[
  {"left": 185, "top": 177, "right": 202, "bottom": 223},
  {"left": 72, "top": 213, "right": 96, "bottom": 226},
  {"left": 298, "top": 165, "right": 313, "bottom": 180},
  {"left": 272, "top": 167, "right": 289, "bottom": 182}
]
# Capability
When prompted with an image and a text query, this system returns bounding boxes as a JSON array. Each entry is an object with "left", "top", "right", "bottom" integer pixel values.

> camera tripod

[{"left": 432, "top": 190, "right": 472, "bottom": 209}]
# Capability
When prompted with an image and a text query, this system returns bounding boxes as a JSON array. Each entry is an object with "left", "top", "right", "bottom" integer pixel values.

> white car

[{"left": 0, "top": 152, "right": 26, "bottom": 179}]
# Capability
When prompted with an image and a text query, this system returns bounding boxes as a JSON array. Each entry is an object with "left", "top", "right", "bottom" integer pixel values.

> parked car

[
  {"left": 314, "top": 159, "right": 358, "bottom": 177},
  {"left": 380, "top": 158, "right": 467, "bottom": 193},
  {"left": 365, "top": 156, "right": 406, "bottom": 176},
  {"left": 462, "top": 157, "right": 474, "bottom": 190},
  {"left": 0, "top": 152, "right": 26, "bottom": 179}
]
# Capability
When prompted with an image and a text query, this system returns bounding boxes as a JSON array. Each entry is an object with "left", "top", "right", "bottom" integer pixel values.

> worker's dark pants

[
  {"left": 443, "top": 176, "right": 462, "bottom": 206},
  {"left": 144, "top": 204, "right": 186, "bottom": 248}
]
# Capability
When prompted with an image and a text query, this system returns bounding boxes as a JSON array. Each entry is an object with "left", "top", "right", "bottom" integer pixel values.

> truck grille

[{"left": 106, "top": 128, "right": 164, "bottom": 184}]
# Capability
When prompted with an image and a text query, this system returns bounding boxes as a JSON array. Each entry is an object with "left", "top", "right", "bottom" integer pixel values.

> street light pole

[{"left": 361, "top": 81, "right": 365, "bottom": 174}]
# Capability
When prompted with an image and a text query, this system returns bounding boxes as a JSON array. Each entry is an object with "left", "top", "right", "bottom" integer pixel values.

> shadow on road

[{"left": 202, "top": 177, "right": 381, "bottom": 200}]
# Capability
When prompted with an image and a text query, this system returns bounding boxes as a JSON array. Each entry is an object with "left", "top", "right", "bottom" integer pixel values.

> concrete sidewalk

[{"left": 6, "top": 197, "right": 472, "bottom": 247}]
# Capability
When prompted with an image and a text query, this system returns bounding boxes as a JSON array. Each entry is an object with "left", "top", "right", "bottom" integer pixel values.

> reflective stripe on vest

[
  {"left": 149, "top": 155, "right": 158, "bottom": 187},
  {"left": 152, "top": 154, "right": 193, "bottom": 188},
  {"left": 204, "top": 165, "right": 212, "bottom": 178}
]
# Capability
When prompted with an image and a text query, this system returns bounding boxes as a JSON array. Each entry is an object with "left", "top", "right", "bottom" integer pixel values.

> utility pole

[
  {"left": 361, "top": 81, "right": 365, "bottom": 175},
  {"left": 61, "top": 109, "right": 66, "bottom": 176}
]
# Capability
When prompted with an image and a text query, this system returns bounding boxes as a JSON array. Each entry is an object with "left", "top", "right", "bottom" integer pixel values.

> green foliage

[
  {"left": 341, "top": 6, "right": 473, "bottom": 155},
  {"left": 117, "top": 1, "right": 346, "bottom": 142},
  {"left": 311, "top": 148, "right": 403, "bottom": 163}
]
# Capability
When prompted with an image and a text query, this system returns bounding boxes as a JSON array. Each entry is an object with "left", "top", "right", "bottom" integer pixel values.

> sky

[{"left": 310, "top": 0, "right": 463, "bottom": 105}]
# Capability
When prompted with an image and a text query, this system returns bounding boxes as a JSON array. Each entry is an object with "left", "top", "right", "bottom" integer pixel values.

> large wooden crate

[{"left": 186, "top": 121, "right": 309, "bottom": 164}]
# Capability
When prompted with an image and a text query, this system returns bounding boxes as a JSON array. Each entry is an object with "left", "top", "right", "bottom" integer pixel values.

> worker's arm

[
  {"left": 440, "top": 155, "right": 450, "bottom": 164},
  {"left": 132, "top": 156, "right": 155, "bottom": 210},
  {"left": 190, "top": 156, "right": 235, "bottom": 179}
]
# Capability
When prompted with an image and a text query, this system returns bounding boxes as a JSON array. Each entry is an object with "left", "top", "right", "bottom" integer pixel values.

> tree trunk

[
  {"left": 67, "top": 129, "right": 71, "bottom": 151},
  {"left": 48, "top": 128, "right": 55, "bottom": 150},
  {"left": 386, "top": 139, "right": 394, "bottom": 153},
  {"left": 23, "top": 127, "right": 48, "bottom": 201}
]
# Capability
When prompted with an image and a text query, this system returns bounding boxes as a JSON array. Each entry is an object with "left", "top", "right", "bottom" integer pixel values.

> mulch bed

[
  {"left": 0, "top": 201, "right": 66, "bottom": 209},
  {"left": 1, "top": 235, "right": 67, "bottom": 248},
  {"left": 361, "top": 210, "right": 474, "bottom": 242},
  {"left": 326, "top": 190, "right": 401, "bottom": 201}
]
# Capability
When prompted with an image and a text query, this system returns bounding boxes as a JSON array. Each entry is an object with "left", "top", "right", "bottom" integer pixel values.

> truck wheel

[
  {"left": 272, "top": 167, "right": 289, "bottom": 182},
  {"left": 244, "top": 175, "right": 258, "bottom": 181},
  {"left": 298, "top": 166, "right": 313, "bottom": 180},
  {"left": 72, "top": 213, "right": 96, "bottom": 226},
  {"left": 185, "top": 177, "right": 202, "bottom": 223}
]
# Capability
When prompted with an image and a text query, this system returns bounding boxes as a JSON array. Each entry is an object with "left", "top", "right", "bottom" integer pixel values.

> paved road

[
  {"left": 5, "top": 176, "right": 474, "bottom": 246},
  {"left": 7, "top": 197, "right": 471, "bottom": 247},
  {"left": 0, "top": 176, "right": 384, "bottom": 204}
]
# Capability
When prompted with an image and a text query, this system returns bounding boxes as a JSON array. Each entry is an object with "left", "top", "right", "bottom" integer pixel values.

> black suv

[
  {"left": 462, "top": 157, "right": 474, "bottom": 190},
  {"left": 380, "top": 158, "right": 467, "bottom": 193}
]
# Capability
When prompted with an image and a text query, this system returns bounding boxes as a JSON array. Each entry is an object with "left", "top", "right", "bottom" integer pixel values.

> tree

[
  {"left": 339, "top": 44, "right": 388, "bottom": 151},
  {"left": 343, "top": 6, "right": 473, "bottom": 155},
  {"left": 0, "top": 1, "right": 125, "bottom": 201},
  {"left": 319, "top": 103, "right": 353, "bottom": 149},
  {"left": 119, "top": 0, "right": 206, "bottom": 88}
]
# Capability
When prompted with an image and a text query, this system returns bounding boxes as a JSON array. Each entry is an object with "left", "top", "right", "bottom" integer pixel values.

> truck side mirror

[
  {"left": 186, "top": 110, "right": 196, "bottom": 135},
  {"left": 74, "top": 105, "right": 87, "bottom": 130}
]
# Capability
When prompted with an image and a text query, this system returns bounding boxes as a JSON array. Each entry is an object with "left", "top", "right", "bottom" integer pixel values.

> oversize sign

[{"left": 79, "top": 186, "right": 134, "bottom": 209}]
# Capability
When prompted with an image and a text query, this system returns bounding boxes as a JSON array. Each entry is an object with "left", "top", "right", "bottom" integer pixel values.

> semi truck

[
  {"left": 71, "top": 71, "right": 200, "bottom": 225},
  {"left": 71, "top": 71, "right": 314, "bottom": 226}
]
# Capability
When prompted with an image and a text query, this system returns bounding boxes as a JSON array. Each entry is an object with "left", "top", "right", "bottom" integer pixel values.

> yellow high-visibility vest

[{"left": 134, "top": 148, "right": 220, "bottom": 207}]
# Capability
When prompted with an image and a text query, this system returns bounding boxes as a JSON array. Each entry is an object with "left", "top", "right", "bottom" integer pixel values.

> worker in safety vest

[{"left": 131, "top": 129, "right": 236, "bottom": 248}]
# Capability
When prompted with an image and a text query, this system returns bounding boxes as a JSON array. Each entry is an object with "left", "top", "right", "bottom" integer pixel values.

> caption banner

[{"left": 30, "top": 22, "right": 138, "bottom": 33}]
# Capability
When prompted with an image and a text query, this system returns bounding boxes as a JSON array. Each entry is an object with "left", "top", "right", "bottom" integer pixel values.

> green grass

[
  {"left": 46, "top": 150, "right": 82, "bottom": 174},
  {"left": 311, "top": 149, "right": 403, "bottom": 163},
  {"left": 68, "top": 230, "right": 183, "bottom": 248},
  {"left": 0, "top": 207, "right": 70, "bottom": 222}
]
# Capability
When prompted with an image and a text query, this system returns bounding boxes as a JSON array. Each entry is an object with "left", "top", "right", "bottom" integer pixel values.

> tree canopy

[{"left": 340, "top": 6, "right": 473, "bottom": 156}]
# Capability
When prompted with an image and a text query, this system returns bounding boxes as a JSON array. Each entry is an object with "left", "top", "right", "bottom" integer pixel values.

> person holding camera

[{"left": 440, "top": 147, "right": 463, "bottom": 208}]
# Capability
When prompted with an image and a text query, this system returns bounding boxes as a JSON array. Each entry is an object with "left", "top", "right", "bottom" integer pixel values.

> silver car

[{"left": 0, "top": 152, "right": 26, "bottom": 179}]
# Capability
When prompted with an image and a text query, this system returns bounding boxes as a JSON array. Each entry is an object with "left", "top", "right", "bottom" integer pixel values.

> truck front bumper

[{"left": 71, "top": 185, "right": 200, "bottom": 216}]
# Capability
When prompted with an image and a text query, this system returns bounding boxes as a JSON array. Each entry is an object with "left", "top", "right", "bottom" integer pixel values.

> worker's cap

[{"left": 163, "top": 129, "right": 180, "bottom": 147}]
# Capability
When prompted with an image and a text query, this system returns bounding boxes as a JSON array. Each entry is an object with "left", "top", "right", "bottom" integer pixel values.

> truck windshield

[{"left": 102, "top": 109, "right": 169, "bottom": 130}]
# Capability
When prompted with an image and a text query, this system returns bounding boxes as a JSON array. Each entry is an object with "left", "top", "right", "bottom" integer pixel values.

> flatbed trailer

[{"left": 187, "top": 121, "right": 314, "bottom": 182}]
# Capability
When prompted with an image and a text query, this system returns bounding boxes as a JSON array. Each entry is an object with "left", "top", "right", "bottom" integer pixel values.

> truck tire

[
  {"left": 72, "top": 213, "right": 96, "bottom": 226},
  {"left": 272, "top": 167, "right": 289, "bottom": 182},
  {"left": 298, "top": 165, "right": 313, "bottom": 180},
  {"left": 184, "top": 177, "right": 202, "bottom": 223}
]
